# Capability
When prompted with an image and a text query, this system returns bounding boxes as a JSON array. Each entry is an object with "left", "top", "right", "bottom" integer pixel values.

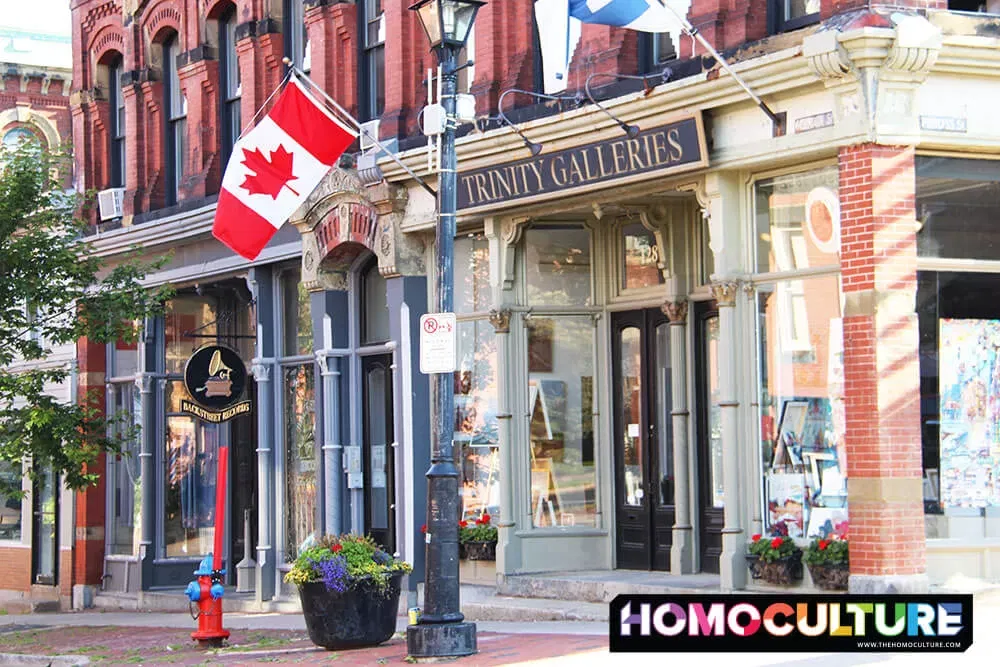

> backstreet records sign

[
  {"left": 457, "top": 113, "right": 708, "bottom": 213},
  {"left": 181, "top": 344, "right": 251, "bottom": 423}
]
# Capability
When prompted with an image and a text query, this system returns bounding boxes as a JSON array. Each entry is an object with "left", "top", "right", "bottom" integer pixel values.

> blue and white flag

[
  {"left": 535, "top": 0, "right": 689, "bottom": 94},
  {"left": 569, "top": 0, "right": 687, "bottom": 34}
]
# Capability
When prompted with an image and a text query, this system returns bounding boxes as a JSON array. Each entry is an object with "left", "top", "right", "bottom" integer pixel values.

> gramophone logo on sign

[{"left": 182, "top": 345, "right": 251, "bottom": 423}]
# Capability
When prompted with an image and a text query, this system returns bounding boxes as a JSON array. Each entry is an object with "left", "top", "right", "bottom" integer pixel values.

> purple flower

[
  {"left": 373, "top": 550, "right": 391, "bottom": 566},
  {"left": 317, "top": 555, "right": 349, "bottom": 593}
]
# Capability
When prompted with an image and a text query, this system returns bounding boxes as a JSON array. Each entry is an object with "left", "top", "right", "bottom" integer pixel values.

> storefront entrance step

[
  {"left": 460, "top": 596, "right": 608, "bottom": 623},
  {"left": 499, "top": 570, "right": 722, "bottom": 603},
  {"left": 93, "top": 588, "right": 300, "bottom": 614}
]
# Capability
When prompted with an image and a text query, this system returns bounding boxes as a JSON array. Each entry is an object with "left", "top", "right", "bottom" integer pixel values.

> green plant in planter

[
  {"left": 748, "top": 534, "right": 798, "bottom": 562},
  {"left": 458, "top": 513, "right": 497, "bottom": 544},
  {"left": 284, "top": 534, "right": 412, "bottom": 596},
  {"left": 803, "top": 537, "right": 848, "bottom": 567}
]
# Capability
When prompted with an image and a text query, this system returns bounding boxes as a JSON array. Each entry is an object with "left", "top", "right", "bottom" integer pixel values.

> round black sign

[{"left": 183, "top": 345, "right": 248, "bottom": 410}]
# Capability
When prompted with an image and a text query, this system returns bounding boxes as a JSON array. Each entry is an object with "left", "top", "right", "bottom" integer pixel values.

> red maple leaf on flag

[{"left": 240, "top": 144, "right": 300, "bottom": 199}]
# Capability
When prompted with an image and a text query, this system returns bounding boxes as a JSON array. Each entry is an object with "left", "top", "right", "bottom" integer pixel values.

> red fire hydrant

[{"left": 184, "top": 445, "right": 230, "bottom": 647}]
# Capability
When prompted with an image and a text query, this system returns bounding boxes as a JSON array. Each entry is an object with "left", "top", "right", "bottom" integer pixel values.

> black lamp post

[{"left": 406, "top": 0, "right": 485, "bottom": 660}]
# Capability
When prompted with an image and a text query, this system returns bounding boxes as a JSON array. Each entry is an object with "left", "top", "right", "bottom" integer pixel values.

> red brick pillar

[
  {"left": 470, "top": 0, "right": 534, "bottom": 115},
  {"left": 73, "top": 336, "right": 108, "bottom": 607},
  {"left": 822, "top": 0, "right": 946, "bottom": 19},
  {"left": 137, "top": 79, "right": 165, "bottom": 213},
  {"left": 382, "top": 0, "right": 429, "bottom": 140},
  {"left": 839, "top": 144, "right": 927, "bottom": 594},
  {"left": 305, "top": 2, "right": 359, "bottom": 121},
  {"left": 178, "top": 56, "right": 221, "bottom": 199}
]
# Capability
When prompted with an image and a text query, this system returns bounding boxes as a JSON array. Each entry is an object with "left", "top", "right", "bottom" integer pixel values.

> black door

[
  {"left": 362, "top": 354, "right": 395, "bottom": 553},
  {"left": 612, "top": 308, "right": 675, "bottom": 570},
  {"left": 31, "top": 467, "right": 58, "bottom": 586},
  {"left": 694, "top": 301, "right": 723, "bottom": 574}
]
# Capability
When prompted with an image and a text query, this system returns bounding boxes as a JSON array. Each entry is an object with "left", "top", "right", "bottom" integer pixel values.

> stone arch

[{"left": 0, "top": 110, "right": 62, "bottom": 150}]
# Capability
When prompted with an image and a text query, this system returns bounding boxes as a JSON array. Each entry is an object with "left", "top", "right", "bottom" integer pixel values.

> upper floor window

[
  {"left": 163, "top": 35, "right": 186, "bottom": 206},
  {"left": 284, "top": 0, "right": 306, "bottom": 69},
  {"left": 219, "top": 9, "right": 241, "bottom": 169},
  {"left": 457, "top": 26, "right": 475, "bottom": 93},
  {"left": 2, "top": 127, "right": 38, "bottom": 150},
  {"left": 772, "top": 0, "right": 821, "bottom": 33},
  {"left": 109, "top": 56, "right": 125, "bottom": 188},
  {"left": 360, "top": 0, "right": 385, "bottom": 121}
]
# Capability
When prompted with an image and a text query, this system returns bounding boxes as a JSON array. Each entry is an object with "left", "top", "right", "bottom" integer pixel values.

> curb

[{"left": 0, "top": 656, "right": 89, "bottom": 666}]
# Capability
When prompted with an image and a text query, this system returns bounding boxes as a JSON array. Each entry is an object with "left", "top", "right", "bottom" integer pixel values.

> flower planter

[
  {"left": 746, "top": 550, "right": 803, "bottom": 585},
  {"left": 461, "top": 540, "right": 496, "bottom": 561},
  {"left": 807, "top": 562, "right": 849, "bottom": 591},
  {"left": 297, "top": 573, "right": 403, "bottom": 650}
]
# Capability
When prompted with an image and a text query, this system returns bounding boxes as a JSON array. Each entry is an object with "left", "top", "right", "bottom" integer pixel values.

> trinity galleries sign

[{"left": 457, "top": 114, "right": 707, "bottom": 211}]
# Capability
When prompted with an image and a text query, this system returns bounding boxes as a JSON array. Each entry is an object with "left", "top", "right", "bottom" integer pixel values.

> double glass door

[{"left": 612, "top": 308, "right": 674, "bottom": 570}]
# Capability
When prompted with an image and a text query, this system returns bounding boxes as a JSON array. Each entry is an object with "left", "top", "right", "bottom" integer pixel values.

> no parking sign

[{"left": 419, "top": 313, "right": 456, "bottom": 374}]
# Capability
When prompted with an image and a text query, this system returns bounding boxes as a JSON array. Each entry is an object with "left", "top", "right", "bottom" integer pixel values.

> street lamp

[{"left": 406, "top": 0, "right": 485, "bottom": 660}]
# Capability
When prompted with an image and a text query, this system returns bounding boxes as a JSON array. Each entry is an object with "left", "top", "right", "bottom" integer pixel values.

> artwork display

[
  {"left": 938, "top": 318, "right": 1000, "bottom": 509},
  {"left": 767, "top": 473, "right": 805, "bottom": 538}
]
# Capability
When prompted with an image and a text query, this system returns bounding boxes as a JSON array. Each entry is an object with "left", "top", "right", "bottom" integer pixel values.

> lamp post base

[{"left": 406, "top": 621, "right": 477, "bottom": 659}]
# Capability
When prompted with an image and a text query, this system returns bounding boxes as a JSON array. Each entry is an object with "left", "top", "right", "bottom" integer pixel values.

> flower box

[
  {"left": 462, "top": 540, "right": 496, "bottom": 561},
  {"left": 747, "top": 551, "right": 803, "bottom": 585},
  {"left": 298, "top": 573, "right": 403, "bottom": 649},
  {"left": 807, "top": 562, "right": 849, "bottom": 591}
]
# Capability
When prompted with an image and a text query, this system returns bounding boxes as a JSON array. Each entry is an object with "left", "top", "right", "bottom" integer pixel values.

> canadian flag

[{"left": 212, "top": 75, "right": 357, "bottom": 260}]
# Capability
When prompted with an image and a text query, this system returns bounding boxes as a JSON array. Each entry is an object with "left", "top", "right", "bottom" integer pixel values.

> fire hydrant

[{"left": 186, "top": 554, "right": 230, "bottom": 646}]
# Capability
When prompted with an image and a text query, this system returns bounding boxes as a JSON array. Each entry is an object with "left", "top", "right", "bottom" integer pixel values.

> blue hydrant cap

[
  {"left": 210, "top": 583, "right": 225, "bottom": 600},
  {"left": 184, "top": 581, "right": 201, "bottom": 601},
  {"left": 194, "top": 555, "right": 214, "bottom": 575}
]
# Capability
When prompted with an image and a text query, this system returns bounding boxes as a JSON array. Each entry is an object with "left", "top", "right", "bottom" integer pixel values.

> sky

[{"left": 0, "top": 0, "right": 72, "bottom": 69}]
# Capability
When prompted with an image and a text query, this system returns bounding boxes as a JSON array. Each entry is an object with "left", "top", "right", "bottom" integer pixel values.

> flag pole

[
  {"left": 655, "top": 0, "right": 783, "bottom": 130},
  {"left": 282, "top": 59, "right": 438, "bottom": 198}
]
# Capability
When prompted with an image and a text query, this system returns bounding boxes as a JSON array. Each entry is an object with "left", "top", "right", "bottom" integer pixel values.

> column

[
  {"left": 711, "top": 281, "right": 746, "bottom": 591},
  {"left": 386, "top": 275, "right": 431, "bottom": 597},
  {"left": 662, "top": 300, "right": 693, "bottom": 574},
  {"left": 249, "top": 266, "right": 277, "bottom": 603},
  {"left": 839, "top": 144, "right": 926, "bottom": 594},
  {"left": 488, "top": 308, "right": 513, "bottom": 577},
  {"left": 136, "top": 316, "right": 159, "bottom": 594},
  {"left": 317, "top": 353, "right": 343, "bottom": 536}
]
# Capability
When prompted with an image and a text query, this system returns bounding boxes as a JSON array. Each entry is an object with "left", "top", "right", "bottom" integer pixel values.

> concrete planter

[{"left": 297, "top": 573, "right": 403, "bottom": 650}]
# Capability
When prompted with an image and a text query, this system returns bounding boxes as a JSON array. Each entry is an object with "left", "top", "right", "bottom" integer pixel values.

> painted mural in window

[
  {"left": 757, "top": 274, "right": 846, "bottom": 540},
  {"left": 454, "top": 235, "right": 499, "bottom": 520},
  {"left": 284, "top": 364, "right": 316, "bottom": 560}
]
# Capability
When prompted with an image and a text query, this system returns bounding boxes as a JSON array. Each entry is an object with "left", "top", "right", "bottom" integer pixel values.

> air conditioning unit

[
  {"left": 97, "top": 187, "right": 125, "bottom": 221},
  {"left": 359, "top": 119, "right": 380, "bottom": 153}
]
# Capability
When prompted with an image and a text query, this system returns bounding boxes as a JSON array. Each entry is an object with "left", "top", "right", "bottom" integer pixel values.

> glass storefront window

[
  {"left": 284, "top": 363, "right": 316, "bottom": 559},
  {"left": 456, "top": 319, "right": 499, "bottom": 519},
  {"left": 164, "top": 416, "right": 220, "bottom": 557},
  {"left": 525, "top": 226, "right": 592, "bottom": 306},
  {"left": 918, "top": 271, "right": 1000, "bottom": 540},
  {"left": 621, "top": 223, "right": 664, "bottom": 291},
  {"left": 283, "top": 269, "right": 313, "bottom": 355},
  {"left": 755, "top": 166, "right": 839, "bottom": 274},
  {"left": 165, "top": 298, "right": 216, "bottom": 374},
  {"left": 107, "top": 381, "right": 140, "bottom": 555},
  {"left": 526, "top": 316, "right": 597, "bottom": 527},
  {"left": 455, "top": 234, "right": 491, "bottom": 314},
  {"left": 757, "top": 274, "right": 846, "bottom": 539},
  {"left": 0, "top": 461, "right": 22, "bottom": 541},
  {"left": 916, "top": 157, "right": 1000, "bottom": 260}
]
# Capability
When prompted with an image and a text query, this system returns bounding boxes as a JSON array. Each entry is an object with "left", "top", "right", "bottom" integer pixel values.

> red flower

[
  {"left": 770, "top": 537, "right": 783, "bottom": 549},
  {"left": 420, "top": 524, "right": 427, "bottom": 534},
  {"left": 332, "top": 544, "right": 343, "bottom": 553},
  {"left": 459, "top": 520, "right": 468, "bottom": 528},
  {"left": 818, "top": 540, "right": 830, "bottom": 550},
  {"left": 751, "top": 534, "right": 762, "bottom": 542},
  {"left": 480, "top": 513, "right": 492, "bottom": 524}
]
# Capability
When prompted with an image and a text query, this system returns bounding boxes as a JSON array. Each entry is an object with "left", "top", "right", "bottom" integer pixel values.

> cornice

[{"left": 86, "top": 203, "right": 216, "bottom": 258}]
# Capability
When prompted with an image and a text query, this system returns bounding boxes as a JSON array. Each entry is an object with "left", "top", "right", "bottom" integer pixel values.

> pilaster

[{"left": 662, "top": 299, "right": 694, "bottom": 574}]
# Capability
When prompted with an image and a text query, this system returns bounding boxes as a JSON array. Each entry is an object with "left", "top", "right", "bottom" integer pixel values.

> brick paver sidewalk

[{"left": 0, "top": 623, "right": 608, "bottom": 665}]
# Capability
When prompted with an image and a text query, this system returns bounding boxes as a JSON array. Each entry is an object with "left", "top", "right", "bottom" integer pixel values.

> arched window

[
  {"left": 109, "top": 55, "right": 125, "bottom": 187},
  {"left": 219, "top": 7, "right": 241, "bottom": 169},
  {"left": 163, "top": 34, "right": 186, "bottom": 206},
  {"left": 2, "top": 127, "right": 38, "bottom": 150}
]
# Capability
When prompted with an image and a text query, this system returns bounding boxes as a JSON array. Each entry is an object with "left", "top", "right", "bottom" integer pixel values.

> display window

[{"left": 754, "top": 165, "right": 846, "bottom": 541}]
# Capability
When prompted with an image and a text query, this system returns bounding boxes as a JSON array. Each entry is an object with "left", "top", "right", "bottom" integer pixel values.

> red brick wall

[
  {"left": 839, "top": 144, "right": 925, "bottom": 578},
  {"left": 74, "top": 336, "right": 108, "bottom": 588},
  {"left": 0, "top": 546, "right": 31, "bottom": 594}
]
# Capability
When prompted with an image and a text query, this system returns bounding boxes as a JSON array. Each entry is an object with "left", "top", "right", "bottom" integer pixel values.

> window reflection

[
  {"left": 527, "top": 316, "right": 597, "bottom": 527},
  {"left": 525, "top": 226, "right": 592, "bottom": 306},
  {"left": 164, "top": 416, "right": 219, "bottom": 557},
  {"left": 622, "top": 223, "right": 664, "bottom": 291},
  {"left": 165, "top": 298, "right": 216, "bottom": 374},
  {"left": 284, "top": 364, "right": 316, "bottom": 559},
  {"left": 620, "top": 327, "right": 643, "bottom": 507}
]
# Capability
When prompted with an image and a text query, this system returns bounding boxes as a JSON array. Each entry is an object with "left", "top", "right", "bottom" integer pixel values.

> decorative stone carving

[
  {"left": 500, "top": 216, "right": 530, "bottom": 290},
  {"left": 710, "top": 281, "right": 739, "bottom": 307},
  {"left": 290, "top": 168, "right": 424, "bottom": 289},
  {"left": 488, "top": 308, "right": 512, "bottom": 334},
  {"left": 251, "top": 360, "right": 273, "bottom": 383},
  {"left": 661, "top": 300, "right": 688, "bottom": 324},
  {"left": 803, "top": 30, "right": 852, "bottom": 82}
]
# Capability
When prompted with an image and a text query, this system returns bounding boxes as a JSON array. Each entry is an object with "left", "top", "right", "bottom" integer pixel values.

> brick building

[
  {"left": 0, "top": 19, "right": 75, "bottom": 611},
  {"left": 63, "top": 0, "right": 1000, "bottom": 610}
]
